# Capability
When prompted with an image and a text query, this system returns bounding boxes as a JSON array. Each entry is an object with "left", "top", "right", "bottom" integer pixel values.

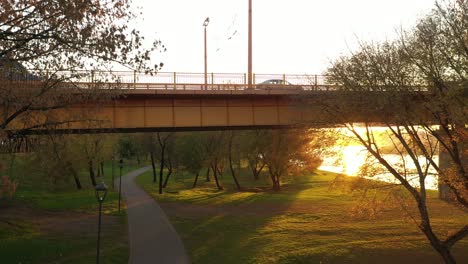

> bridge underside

[
  {"left": 51, "top": 93, "right": 329, "bottom": 134},
  {"left": 8, "top": 90, "right": 429, "bottom": 134}
]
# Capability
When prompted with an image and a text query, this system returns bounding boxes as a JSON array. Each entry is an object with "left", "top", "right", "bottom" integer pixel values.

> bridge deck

[{"left": 2, "top": 70, "right": 430, "bottom": 134}]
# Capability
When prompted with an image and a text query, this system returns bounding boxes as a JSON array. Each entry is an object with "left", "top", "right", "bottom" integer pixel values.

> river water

[{"left": 319, "top": 145, "right": 439, "bottom": 190}]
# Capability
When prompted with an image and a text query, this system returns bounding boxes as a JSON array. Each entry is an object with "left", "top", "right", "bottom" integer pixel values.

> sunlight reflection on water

[{"left": 319, "top": 145, "right": 439, "bottom": 190}]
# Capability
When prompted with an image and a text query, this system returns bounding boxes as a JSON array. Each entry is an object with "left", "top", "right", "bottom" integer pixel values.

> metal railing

[
  {"left": 83, "top": 71, "right": 334, "bottom": 90},
  {"left": 1, "top": 69, "right": 335, "bottom": 90},
  {"left": 0, "top": 69, "right": 427, "bottom": 92}
]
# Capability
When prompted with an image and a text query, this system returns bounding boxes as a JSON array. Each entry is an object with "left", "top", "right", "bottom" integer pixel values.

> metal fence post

[
  {"left": 211, "top": 73, "right": 214, "bottom": 90},
  {"left": 90, "top": 71, "right": 95, "bottom": 89},
  {"left": 315, "top": 75, "right": 318, "bottom": 90},
  {"left": 243, "top": 73, "right": 247, "bottom": 89},
  {"left": 173, "top": 72, "right": 177, "bottom": 90},
  {"left": 133, "top": 70, "right": 137, "bottom": 89}
]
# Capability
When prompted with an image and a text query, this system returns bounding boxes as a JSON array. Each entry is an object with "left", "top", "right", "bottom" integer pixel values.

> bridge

[{"left": 2, "top": 70, "right": 428, "bottom": 134}]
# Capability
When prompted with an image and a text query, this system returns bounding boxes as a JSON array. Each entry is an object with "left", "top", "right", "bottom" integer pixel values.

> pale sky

[{"left": 132, "top": 0, "right": 435, "bottom": 74}]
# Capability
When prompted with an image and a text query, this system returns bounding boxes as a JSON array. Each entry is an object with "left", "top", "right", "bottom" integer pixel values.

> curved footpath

[{"left": 117, "top": 167, "right": 190, "bottom": 264}]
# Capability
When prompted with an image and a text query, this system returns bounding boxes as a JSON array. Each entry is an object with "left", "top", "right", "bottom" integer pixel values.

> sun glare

[
  {"left": 319, "top": 126, "right": 439, "bottom": 190},
  {"left": 342, "top": 146, "right": 367, "bottom": 176}
]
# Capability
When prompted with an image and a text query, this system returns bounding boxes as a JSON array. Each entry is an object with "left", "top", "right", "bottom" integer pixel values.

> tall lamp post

[
  {"left": 203, "top": 17, "right": 210, "bottom": 90},
  {"left": 95, "top": 182, "right": 108, "bottom": 264},
  {"left": 118, "top": 159, "right": 123, "bottom": 213},
  {"left": 247, "top": 0, "right": 253, "bottom": 88}
]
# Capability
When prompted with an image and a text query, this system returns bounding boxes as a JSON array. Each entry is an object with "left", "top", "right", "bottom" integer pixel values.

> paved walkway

[{"left": 117, "top": 167, "right": 191, "bottom": 264}]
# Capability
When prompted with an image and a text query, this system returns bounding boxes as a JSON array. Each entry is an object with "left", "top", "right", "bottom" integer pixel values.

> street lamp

[
  {"left": 248, "top": 0, "right": 253, "bottom": 89},
  {"left": 118, "top": 159, "right": 123, "bottom": 213},
  {"left": 203, "top": 17, "right": 210, "bottom": 90},
  {"left": 95, "top": 181, "right": 108, "bottom": 264},
  {"left": 111, "top": 156, "right": 115, "bottom": 191}
]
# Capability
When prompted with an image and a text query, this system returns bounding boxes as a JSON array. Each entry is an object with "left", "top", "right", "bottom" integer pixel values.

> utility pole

[{"left": 248, "top": 0, "right": 253, "bottom": 88}]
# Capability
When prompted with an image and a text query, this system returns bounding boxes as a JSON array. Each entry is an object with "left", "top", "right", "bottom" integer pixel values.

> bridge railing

[
  {"left": 4, "top": 69, "right": 336, "bottom": 90},
  {"left": 1, "top": 69, "right": 427, "bottom": 92}
]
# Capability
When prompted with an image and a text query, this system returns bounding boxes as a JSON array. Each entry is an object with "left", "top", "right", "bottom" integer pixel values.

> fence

[
  {"left": 1, "top": 68, "right": 335, "bottom": 90},
  {"left": 0, "top": 69, "right": 427, "bottom": 91}
]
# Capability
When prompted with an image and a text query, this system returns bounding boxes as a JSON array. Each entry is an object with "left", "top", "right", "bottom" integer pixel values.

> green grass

[
  {"left": 10, "top": 160, "right": 140, "bottom": 212},
  {"left": 0, "top": 158, "right": 143, "bottom": 264},
  {"left": 0, "top": 216, "right": 128, "bottom": 264},
  {"left": 137, "top": 169, "right": 468, "bottom": 264}
]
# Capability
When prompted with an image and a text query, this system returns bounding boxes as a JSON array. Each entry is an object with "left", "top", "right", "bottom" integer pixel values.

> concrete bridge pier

[{"left": 437, "top": 139, "right": 467, "bottom": 201}]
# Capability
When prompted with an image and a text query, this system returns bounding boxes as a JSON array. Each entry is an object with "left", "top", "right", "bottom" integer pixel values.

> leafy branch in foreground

[{"left": 324, "top": 1, "right": 467, "bottom": 263}]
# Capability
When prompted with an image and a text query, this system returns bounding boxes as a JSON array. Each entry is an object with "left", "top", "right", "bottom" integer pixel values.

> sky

[{"left": 132, "top": 0, "right": 436, "bottom": 75}]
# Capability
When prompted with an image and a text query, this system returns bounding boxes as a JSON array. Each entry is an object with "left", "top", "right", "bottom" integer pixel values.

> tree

[
  {"left": 22, "top": 134, "right": 85, "bottom": 189},
  {"left": 81, "top": 134, "right": 106, "bottom": 186},
  {"left": 262, "top": 129, "right": 324, "bottom": 191},
  {"left": 178, "top": 133, "right": 205, "bottom": 188},
  {"left": 200, "top": 132, "right": 226, "bottom": 191},
  {"left": 240, "top": 130, "right": 268, "bottom": 181},
  {"left": 162, "top": 133, "right": 177, "bottom": 188},
  {"left": 227, "top": 131, "right": 242, "bottom": 191},
  {"left": 139, "top": 133, "right": 158, "bottom": 183},
  {"left": 156, "top": 132, "right": 173, "bottom": 194},
  {"left": 117, "top": 135, "right": 138, "bottom": 160},
  {"left": 325, "top": 1, "right": 467, "bottom": 262},
  {"left": 0, "top": 0, "right": 163, "bottom": 137}
]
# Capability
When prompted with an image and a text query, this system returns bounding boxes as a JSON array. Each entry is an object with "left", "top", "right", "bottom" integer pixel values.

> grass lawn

[
  {"left": 137, "top": 169, "right": 468, "bottom": 264},
  {"left": 0, "top": 157, "right": 142, "bottom": 264}
]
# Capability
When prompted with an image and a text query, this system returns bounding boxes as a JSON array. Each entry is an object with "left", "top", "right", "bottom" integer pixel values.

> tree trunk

[
  {"left": 417, "top": 198, "right": 457, "bottom": 264},
  {"left": 250, "top": 161, "right": 264, "bottom": 181},
  {"left": 100, "top": 161, "right": 104, "bottom": 176},
  {"left": 163, "top": 159, "right": 173, "bottom": 188},
  {"left": 159, "top": 147, "right": 165, "bottom": 194},
  {"left": 70, "top": 167, "right": 82, "bottom": 190},
  {"left": 192, "top": 172, "right": 200, "bottom": 188},
  {"left": 89, "top": 160, "right": 96, "bottom": 186},
  {"left": 150, "top": 151, "right": 157, "bottom": 183},
  {"left": 205, "top": 166, "right": 211, "bottom": 182},
  {"left": 136, "top": 153, "right": 141, "bottom": 165},
  {"left": 251, "top": 167, "right": 259, "bottom": 181},
  {"left": 268, "top": 167, "right": 281, "bottom": 192},
  {"left": 228, "top": 136, "right": 241, "bottom": 191},
  {"left": 217, "top": 164, "right": 224, "bottom": 179},
  {"left": 435, "top": 245, "right": 456, "bottom": 264},
  {"left": 73, "top": 175, "right": 82, "bottom": 189},
  {"left": 97, "top": 163, "right": 101, "bottom": 178},
  {"left": 422, "top": 225, "right": 457, "bottom": 264},
  {"left": 229, "top": 159, "right": 241, "bottom": 191},
  {"left": 272, "top": 176, "right": 281, "bottom": 192},
  {"left": 211, "top": 162, "right": 224, "bottom": 190}
]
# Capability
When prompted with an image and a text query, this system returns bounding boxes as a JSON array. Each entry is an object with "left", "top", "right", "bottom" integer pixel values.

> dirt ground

[{"left": 0, "top": 203, "right": 120, "bottom": 235}]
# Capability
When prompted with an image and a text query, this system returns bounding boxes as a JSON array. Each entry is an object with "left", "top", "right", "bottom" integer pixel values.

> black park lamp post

[
  {"left": 118, "top": 159, "right": 123, "bottom": 213},
  {"left": 95, "top": 181, "right": 108, "bottom": 264},
  {"left": 111, "top": 156, "right": 115, "bottom": 191}
]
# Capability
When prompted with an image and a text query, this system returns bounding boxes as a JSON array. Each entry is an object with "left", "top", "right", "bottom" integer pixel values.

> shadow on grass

[
  {"left": 137, "top": 169, "right": 343, "bottom": 206},
  {"left": 0, "top": 161, "right": 140, "bottom": 264},
  {"left": 136, "top": 168, "right": 468, "bottom": 264},
  {"left": 136, "top": 170, "right": 349, "bottom": 263}
]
